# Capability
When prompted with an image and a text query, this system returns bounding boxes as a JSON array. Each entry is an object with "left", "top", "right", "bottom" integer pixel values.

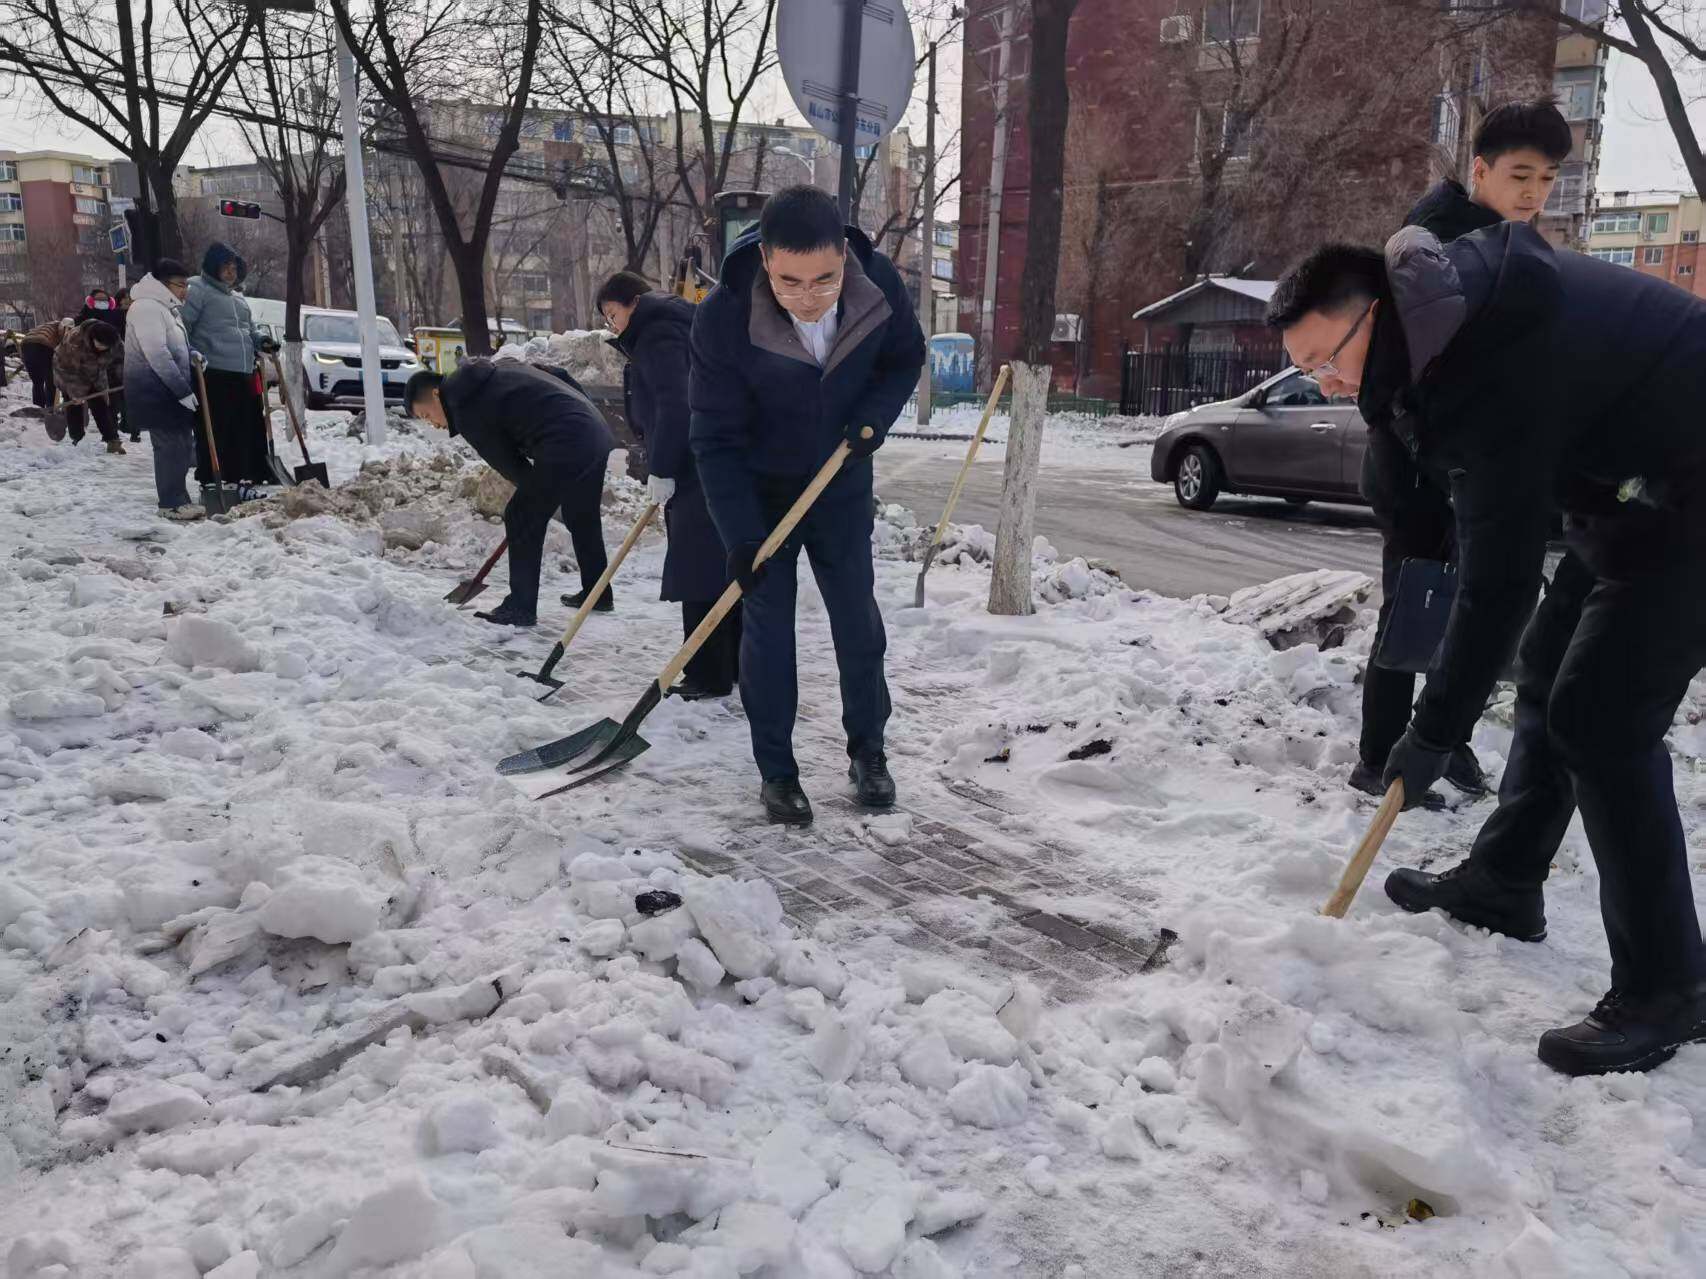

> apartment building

[
  {"left": 1586, "top": 191, "right": 1705, "bottom": 296},
  {"left": 1538, "top": 0, "right": 1609, "bottom": 250},
  {"left": 0, "top": 149, "right": 118, "bottom": 326}
]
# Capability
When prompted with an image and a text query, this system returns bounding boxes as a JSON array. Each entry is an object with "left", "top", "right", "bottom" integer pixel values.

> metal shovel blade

[
  {"left": 444, "top": 578, "right": 490, "bottom": 606},
  {"left": 267, "top": 447, "right": 296, "bottom": 488},
  {"left": 497, "top": 717, "right": 621, "bottom": 776},
  {"left": 912, "top": 559, "right": 931, "bottom": 609},
  {"left": 507, "top": 732, "right": 652, "bottom": 800},
  {"left": 42, "top": 408, "right": 68, "bottom": 441},
  {"left": 516, "top": 668, "right": 566, "bottom": 702},
  {"left": 294, "top": 462, "right": 331, "bottom": 488}
]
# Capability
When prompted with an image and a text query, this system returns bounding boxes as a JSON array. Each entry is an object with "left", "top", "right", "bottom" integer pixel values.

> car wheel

[
  {"left": 303, "top": 373, "right": 327, "bottom": 412},
  {"left": 1174, "top": 444, "right": 1223, "bottom": 511}
]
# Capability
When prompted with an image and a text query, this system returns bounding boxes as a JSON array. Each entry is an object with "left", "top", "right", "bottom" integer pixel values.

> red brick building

[
  {"left": 0, "top": 150, "right": 118, "bottom": 327},
  {"left": 954, "top": 0, "right": 1556, "bottom": 400}
]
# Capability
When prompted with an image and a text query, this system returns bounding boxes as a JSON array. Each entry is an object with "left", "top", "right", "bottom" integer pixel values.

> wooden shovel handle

[
  {"left": 192, "top": 360, "right": 222, "bottom": 481},
  {"left": 265, "top": 352, "right": 315, "bottom": 465},
  {"left": 924, "top": 363, "right": 1009, "bottom": 560},
  {"left": 555, "top": 503, "right": 658, "bottom": 651},
  {"left": 1321, "top": 779, "right": 1404, "bottom": 918},
  {"left": 655, "top": 434, "right": 863, "bottom": 692}
]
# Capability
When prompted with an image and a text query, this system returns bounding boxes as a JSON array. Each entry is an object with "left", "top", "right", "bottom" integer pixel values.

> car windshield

[
  {"left": 304, "top": 314, "right": 403, "bottom": 346},
  {"left": 1267, "top": 371, "right": 1327, "bottom": 407}
]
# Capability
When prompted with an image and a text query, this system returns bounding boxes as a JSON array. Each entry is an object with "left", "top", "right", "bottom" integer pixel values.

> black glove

[
  {"left": 1383, "top": 727, "right": 1452, "bottom": 810},
  {"left": 727, "top": 541, "right": 766, "bottom": 593},
  {"left": 845, "top": 422, "right": 882, "bottom": 459}
]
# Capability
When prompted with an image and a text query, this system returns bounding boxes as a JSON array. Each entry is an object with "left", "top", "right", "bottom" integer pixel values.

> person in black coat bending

[
  {"left": 405, "top": 360, "right": 614, "bottom": 627},
  {"left": 1267, "top": 224, "right": 1706, "bottom": 1077},
  {"left": 690, "top": 186, "right": 925, "bottom": 825},
  {"left": 1353, "top": 99, "right": 1572, "bottom": 804},
  {"left": 598, "top": 272, "right": 739, "bottom": 698}
]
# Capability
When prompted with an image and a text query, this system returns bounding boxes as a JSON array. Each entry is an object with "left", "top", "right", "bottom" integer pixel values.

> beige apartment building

[
  {"left": 0, "top": 149, "right": 118, "bottom": 326},
  {"left": 1586, "top": 191, "right": 1706, "bottom": 298}
]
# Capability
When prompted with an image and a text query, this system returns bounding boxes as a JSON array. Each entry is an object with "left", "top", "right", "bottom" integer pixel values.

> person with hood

[
  {"left": 76, "top": 289, "right": 117, "bottom": 326},
  {"left": 1351, "top": 98, "right": 1573, "bottom": 805},
  {"left": 404, "top": 360, "right": 614, "bottom": 627},
  {"left": 689, "top": 185, "right": 925, "bottom": 826},
  {"left": 598, "top": 270, "right": 739, "bottom": 697},
  {"left": 18, "top": 317, "right": 73, "bottom": 410},
  {"left": 52, "top": 318, "right": 124, "bottom": 451},
  {"left": 125, "top": 259, "right": 205, "bottom": 520},
  {"left": 182, "top": 242, "right": 273, "bottom": 488},
  {"left": 1265, "top": 221, "right": 1706, "bottom": 1076}
]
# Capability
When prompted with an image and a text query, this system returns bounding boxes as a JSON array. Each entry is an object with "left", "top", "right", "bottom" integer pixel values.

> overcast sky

[{"left": 0, "top": 43, "right": 1695, "bottom": 200}]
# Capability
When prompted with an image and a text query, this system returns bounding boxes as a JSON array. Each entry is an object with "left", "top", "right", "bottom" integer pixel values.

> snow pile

[
  {"left": 542, "top": 329, "right": 627, "bottom": 387},
  {"left": 873, "top": 503, "right": 1121, "bottom": 603}
]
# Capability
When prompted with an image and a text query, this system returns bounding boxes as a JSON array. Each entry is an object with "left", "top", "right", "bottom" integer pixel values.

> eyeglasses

[
  {"left": 1300, "top": 301, "right": 1373, "bottom": 382},
  {"left": 767, "top": 268, "right": 844, "bottom": 300}
]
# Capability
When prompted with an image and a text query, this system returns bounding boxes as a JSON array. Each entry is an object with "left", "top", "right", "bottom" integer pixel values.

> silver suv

[{"left": 1149, "top": 367, "right": 1370, "bottom": 511}]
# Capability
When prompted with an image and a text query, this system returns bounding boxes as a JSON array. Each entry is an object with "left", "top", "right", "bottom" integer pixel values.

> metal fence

[{"left": 1119, "top": 346, "right": 1288, "bottom": 417}]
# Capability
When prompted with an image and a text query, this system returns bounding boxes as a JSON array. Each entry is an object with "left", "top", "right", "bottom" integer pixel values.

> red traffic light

[{"left": 219, "top": 199, "right": 262, "bottom": 219}]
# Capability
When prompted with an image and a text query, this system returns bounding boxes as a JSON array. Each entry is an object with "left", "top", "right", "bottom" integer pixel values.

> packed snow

[{"left": 1, "top": 378, "right": 1704, "bottom": 1277}]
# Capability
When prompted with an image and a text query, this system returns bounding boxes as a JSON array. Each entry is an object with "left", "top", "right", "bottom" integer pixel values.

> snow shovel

[
  {"left": 1321, "top": 779, "right": 1404, "bottom": 918},
  {"left": 446, "top": 538, "right": 509, "bottom": 607},
  {"left": 41, "top": 382, "right": 125, "bottom": 442},
  {"left": 192, "top": 357, "right": 232, "bottom": 516},
  {"left": 520, "top": 502, "right": 659, "bottom": 701},
  {"left": 497, "top": 431, "right": 870, "bottom": 792},
  {"left": 265, "top": 352, "right": 331, "bottom": 489},
  {"left": 259, "top": 371, "right": 296, "bottom": 488},
  {"left": 914, "top": 364, "right": 1010, "bottom": 608}
]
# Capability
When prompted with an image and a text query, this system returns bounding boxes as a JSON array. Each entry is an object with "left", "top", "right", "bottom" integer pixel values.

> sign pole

[
  {"left": 917, "top": 38, "right": 936, "bottom": 425},
  {"left": 835, "top": 0, "right": 865, "bottom": 225},
  {"left": 336, "top": 24, "right": 388, "bottom": 445}
]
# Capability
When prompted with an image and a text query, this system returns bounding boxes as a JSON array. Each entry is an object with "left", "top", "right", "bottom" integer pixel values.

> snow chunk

[
  {"left": 123, "top": 1247, "right": 199, "bottom": 1279},
  {"left": 205, "top": 1255, "right": 260, "bottom": 1279},
  {"left": 684, "top": 878, "right": 783, "bottom": 980},
  {"left": 184, "top": 1223, "right": 240, "bottom": 1273},
  {"left": 7, "top": 1236, "right": 80, "bottom": 1279},
  {"left": 420, "top": 1091, "right": 502, "bottom": 1154},
  {"left": 1100, "top": 1113, "right": 1145, "bottom": 1161},
  {"left": 753, "top": 1122, "right": 829, "bottom": 1216},
  {"left": 576, "top": 917, "right": 627, "bottom": 958},
  {"left": 946, "top": 1063, "right": 1029, "bottom": 1129},
  {"left": 1134, "top": 1056, "right": 1178, "bottom": 1094},
  {"left": 775, "top": 939, "right": 847, "bottom": 999},
  {"left": 700, "top": 1201, "right": 796, "bottom": 1272},
  {"left": 802, "top": 1158, "right": 916, "bottom": 1274},
  {"left": 674, "top": 937, "right": 726, "bottom": 992},
  {"left": 137, "top": 1124, "right": 261, "bottom": 1175},
  {"left": 893, "top": 1240, "right": 960, "bottom": 1279},
  {"left": 165, "top": 616, "right": 261, "bottom": 673},
  {"left": 546, "top": 1078, "right": 616, "bottom": 1140},
  {"left": 918, "top": 989, "right": 1019, "bottom": 1065},
  {"left": 68, "top": 575, "right": 121, "bottom": 607},
  {"left": 105, "top": 1081, "right": 210, "bottom": 1133},
  {"left": 628, "top": 907, "right": 699, "bottom": 962},
  {"left": 267, "top": 1206, "right": 337, "bottom": 1268},
  {"left": 9, "top": 688, "right": 106, "bottom": 720},
  {"left": 406, "top": 976, "right": 502, "bottom": 1025},
  {"left": 898, "top": 1030, "right": 962, "bottom": 1093},
  {"left": 808, "top": 1012, "right": 869, "bottom": 1084},
  {"left": 912, "top": 1188, "right": 986, "bottom": 1237},
  {"left": 324, "top": 1175, "right": 440, "bottom": 1272},
  {"left": 255, "top": 857, "right": 382, "bottom": 944}
]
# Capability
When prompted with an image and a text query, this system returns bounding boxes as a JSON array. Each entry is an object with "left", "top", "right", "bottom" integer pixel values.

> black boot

[
  {"left": 1384, "top": 860, "right": 1547, "bottom": 941},
  {"left": 669, "top": 676, "right": 732, "bottom": 701},
  {"left": 848, "top": 751, "right": 896, "bottom": 809},
  {"left": 474, "top": 599, "right": 537, "bottom": 627},
  {"left": 1538, "top": 985, "right": 1706, "bottom": 1076},
  {"left": 1351, "top": 759, "right": 1444, "bottom": 810},
  {"left": 1444, "top": 744, "right": 1490, "bottom": 795},
  {"left": 562, "top": 586, "right": 614, "bottom": 613},
  {"left": 761, "top": 777, "right": 812, "bottom": 826}
]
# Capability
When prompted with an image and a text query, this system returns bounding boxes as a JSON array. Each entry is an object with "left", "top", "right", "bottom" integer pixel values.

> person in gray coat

[{"left": 182, "top": 242, "right": 276, "bottom": 487}]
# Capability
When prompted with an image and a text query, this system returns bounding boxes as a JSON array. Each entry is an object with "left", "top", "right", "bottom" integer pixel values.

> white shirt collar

[{"left": 790, "top": 306, "right": 839, "bottom": 367}]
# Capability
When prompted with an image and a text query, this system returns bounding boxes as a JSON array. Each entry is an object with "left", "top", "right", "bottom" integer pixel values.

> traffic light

[{"left": 219, "top": 199, "right": 262, "bottom": 220}]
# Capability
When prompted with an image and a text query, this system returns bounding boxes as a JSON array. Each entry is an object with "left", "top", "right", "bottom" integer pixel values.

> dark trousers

[
  {"left": 65, "top": 397, "right": 118, "bottom": 444},
  {"left": 502, "top": 453, "right": 610, "bottom": 616},
  {"left": 149, "top": 420, "right": 196, "bottom": 509},
  {"left": 194, "top": 368, "right": 270, "bottom": 485},
  {"left": 22, "top": 343, "right": 53, "bottom": 408},
  {"left": 1360, "top": 426, "right": 1456, "bottom": 768},
  {"left": 741, "top": 473, "right": 890, "bottom": 781},
  {"left": 1467, "top": 543, "right": 1706, "bottom": 997},
  {"left": 681, "top": 600, "right": 742, "bottom": 692}
]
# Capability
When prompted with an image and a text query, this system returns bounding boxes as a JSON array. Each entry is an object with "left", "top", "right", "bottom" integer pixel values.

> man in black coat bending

[
  {"left": 1266, "top": 226, "right": 1706, "bottom": 1076},
  {"left": 406, "top": 360, "right": 614, "bottom": 627},
  {"left": 690, "top": 185, "right": 925, "bottom": 825}
]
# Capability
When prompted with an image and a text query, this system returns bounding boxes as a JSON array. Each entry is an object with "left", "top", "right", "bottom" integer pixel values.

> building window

[
  {"left": 932, "top": 255, "right": 953, "bottom": 281},
  {"left": 0, "top": 193, "right": 20, "bottom": 211},
  {"left": 0, "top": 225, "right": 24, "bottom": 242},
  {"left": 796, "top": 137, "right": 817, "bottom": 157},
  {"left": 1431, "top": 93, "right": 1461, "bottom": 151},
  {"left": 1590, "top": 210, "right": 1640, "bottom": 234},
  {"left": 1196, "top": 105, "right": 1252, "bottom": 160},
  {"left": 75, "top": 196, "right": 105, "bottom": 216},
  {"left": 527, "top": 308, "right": 553, "bottom": 331},
  {"left": 933, "top": 225, "right": 954, "bottom": 247},
  {"left": 1680, "top": 265, "right": 1695, "bottom": 277},
  {"left": 1647, "top": 212, "right": 1670, "bottom": 235},
  {"left": 1684, "top": 230, "right": 1700, "bottom": 244},
  {"left": 1588, "top": 247, "right": 1635, "bottom": 266},
  {"left": 516, "top": 272, "right": 550, "bottom": 295},
  {"left": 553, "top": 119, "right": 575, "bottom": 142},
  {"left": 1560, "top": 0, "right": 1609, "bottom": 22},
  {"left": 0, "top": 161, "right": 15, "bottom": 182},
  {"left": 1555, "top": 67, "right": 1598, "bottom": 121},
  {"left": 1202, "top": 0, "right": 1260, "bottom": 42},
  {"left": 1644, "top": 247, "right": 1664, "bottom": 265},
  {"left": 71, "top": 164, "right": 103, "bottom": 186}
]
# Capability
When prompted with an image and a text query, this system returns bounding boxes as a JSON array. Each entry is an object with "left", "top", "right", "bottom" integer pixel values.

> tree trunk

[
  {"left": 453, "top": 242, "right": 494, "bottom": 356},
  {"left": 281, "top": 228, "right": 310, "bottom": 426},
  {"left": 988, "top": 0, "right": 1078, "bottom": 618},
  {"left": 1621, "top": 1, "right": 1706, "bottom": 202},
  {"left": 148, "top": 167, "right": 185, "bottom": 265}
]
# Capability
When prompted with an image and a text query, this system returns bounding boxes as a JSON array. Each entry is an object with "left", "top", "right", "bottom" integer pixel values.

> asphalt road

[{"left": 874, "top": 442, "right": 1386, "bottom": 600}]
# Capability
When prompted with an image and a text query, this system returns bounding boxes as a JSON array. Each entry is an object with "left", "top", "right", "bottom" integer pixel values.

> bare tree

[
  {"left": 1057, "top": 95, "right": 1139, "bottom": 394},
  {"left": 231, "top": 7, "right": 349, "bottom": 420},
  {"left": 177, "top": 199, "right": 290, "bottom": 296},
  {"left": 487, "top": 182, "right": 572, "bottom": 329},
  {"left": 0, "top": 0, "right": 255, "bottom": 260},
  {"left": 989, "top": 0, "right": 1080, "bottom": 617},
  {"left": 331, "top": 0, "right": 547, "bottom": 356}
]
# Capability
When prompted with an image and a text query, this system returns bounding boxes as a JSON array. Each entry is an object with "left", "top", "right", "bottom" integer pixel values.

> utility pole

[
  {"left": 977, "top": 2, "right": 1013, "bottom": 393},
  {"left": 835, "top": 0, "right": 866, "bottom": 223},
  {"left": 916, "top": 36, "right": 938, "bottom": 425},
  {"left": 336, "top": 24, "right": 388, "bottom": 444}
]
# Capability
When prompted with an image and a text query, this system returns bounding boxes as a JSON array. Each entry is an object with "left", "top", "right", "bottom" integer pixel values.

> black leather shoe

[
  {"left": 668, "top": 677, "right": 732, "bottom": 702},
  {"left": 848, "top": 752, "right": 896, "bottom": 809},
  {"left": 561, "top": 587, "right": 614, "bottom": 612},
  {"left": 1444, "top": 744, "right": 1490, "bottom": 795},
  {"left": 1539, "top": 986, "right": 1706, "bottom": 1076},
  {"left": 1351, "top": 760, "right": 1444, "bottom": 810},
  {"left": 761, "top": 777, "right": 812, "bottom": 826},
  {"left": 474, "top": 601, "right": 537, "bottom": 627},
  {"left": 1384, "top": 860, "right": 1546, "bottom": 941}
]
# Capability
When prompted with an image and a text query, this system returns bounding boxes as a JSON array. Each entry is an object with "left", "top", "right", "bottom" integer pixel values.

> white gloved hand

[
  {"left": 179, "top": 394, "right": 198, "bottom": 411},
  {"left": 646, "top": 475, "right": 676, "bottom": 505}
]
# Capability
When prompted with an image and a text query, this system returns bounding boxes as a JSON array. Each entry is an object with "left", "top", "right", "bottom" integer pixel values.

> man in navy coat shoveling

[{"left": 690, "top": 185, "right": 925, "bottom": 825}]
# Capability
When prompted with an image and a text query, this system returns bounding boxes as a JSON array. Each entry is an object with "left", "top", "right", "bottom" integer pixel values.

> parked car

[
  {"left": 247, "top": 299, "right": 422, "bottom": 408},
  {"left": 1149, "top": 367, "right": 1370, "bottom": 511}
]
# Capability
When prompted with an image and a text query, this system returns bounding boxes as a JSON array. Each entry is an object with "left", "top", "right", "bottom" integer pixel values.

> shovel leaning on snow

[
  {"left": 445, "top": 538, "right": 509, "bottom": 607},
  {"left": 263, "top": 352, "right": 331, "bottom": 488},
  {"left": 519, "top": 502, "right": 659, "bottom": 701},
  {"left": 498, "top": 431, "right": 870, "bottom": 795},
  {"left": 913, "top": 364, "right": 1010, "bottom": 608},
  {"left": 191, "top": 356, "right": 233, "bottom": 516},
  {"left": 1320, "top": 779, "right": 1404, "bottom": 918}
]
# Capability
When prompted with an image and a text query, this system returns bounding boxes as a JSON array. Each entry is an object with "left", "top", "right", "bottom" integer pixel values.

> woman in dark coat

[
  {"left": 598, "top": 272, "right": 738, "bottom": 698},
  {"left": 182, "top": 242, "right": 272, "bottom": 487}
]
